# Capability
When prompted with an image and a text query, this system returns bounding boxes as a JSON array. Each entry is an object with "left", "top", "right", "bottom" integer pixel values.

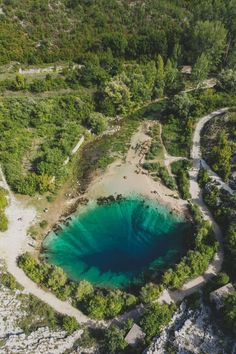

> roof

[
  {"left": 210, "top": 283, "right": 235, "bottom": 309},
  {"left": 180, "top": 65, "right": 192, "bottom": 74},
  {"left": 125, "top": 324, "right": 146, "bottom": 347}
]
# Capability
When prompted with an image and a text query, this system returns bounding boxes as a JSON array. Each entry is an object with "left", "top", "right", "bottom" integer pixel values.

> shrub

[
  {"left": 104, "top": 326, "right": 127, "bottom": 354},
  {"left": 0, "top": 272, "right": 18, "bottom": 290},
  {"left": 62, "top": 316, "right": 79, "bottom": 334},
  {"left": 140, "top": 283, "right": 163, "bottom": 304},
  {"left": 76, "top": 280, "right": 94, "bottom": 301},
  {"left": 39, "top": 220, "right": 48, "bottom": 229},
  {"left": 215, "top": 272, "right": 230, "bottom": 287},
  {"left": 140, "top": 302, "right": 176, "bottom": 340},
  {"left": 156, "top": 163, "right": 176, "bottom": 190}
]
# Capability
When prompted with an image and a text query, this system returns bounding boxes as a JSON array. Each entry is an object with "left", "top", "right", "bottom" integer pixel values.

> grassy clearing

[
  {"left": 146, "top": 123, "right": 164, "bottom": 161},
  {"left": 162, "top": 119, "right": 190, "bottom": 157}
]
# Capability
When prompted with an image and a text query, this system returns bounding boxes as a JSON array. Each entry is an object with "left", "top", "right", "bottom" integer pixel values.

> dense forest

[{"left": 0, "top": 0, "right": 235, "bottom": 69}]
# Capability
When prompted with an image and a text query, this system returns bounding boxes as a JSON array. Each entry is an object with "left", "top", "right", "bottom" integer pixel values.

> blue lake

[{"left": 43, "top": 196, "right": 190, "bottom": 288}]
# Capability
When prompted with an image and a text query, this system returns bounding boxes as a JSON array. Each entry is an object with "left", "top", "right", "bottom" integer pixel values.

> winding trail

[
  {"left": 0, "top": 107, "right": 232, "bottom": 327},
  {"left": 0, "top": 169, "right": 97, "bottom": 327},
  {"left": 158, "top": 107, "right": 230, "bottom": 304}
]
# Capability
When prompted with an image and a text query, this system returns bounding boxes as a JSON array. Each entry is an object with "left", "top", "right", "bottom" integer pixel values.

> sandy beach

[{"left": 86, "top": 122, "right": 187, "bottom": 215}]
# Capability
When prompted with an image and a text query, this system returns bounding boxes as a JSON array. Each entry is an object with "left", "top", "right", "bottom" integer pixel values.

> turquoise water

[{"left": 43, "top": 196, "right": 190, "bottom": 288}]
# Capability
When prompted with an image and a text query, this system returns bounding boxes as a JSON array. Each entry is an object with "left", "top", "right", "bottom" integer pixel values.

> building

[
  {"left": 125, "top": 324, "right": 146, "bottom": 347},
  {"left": 210, "top": 283, "right": 235, "bottom": 310}
]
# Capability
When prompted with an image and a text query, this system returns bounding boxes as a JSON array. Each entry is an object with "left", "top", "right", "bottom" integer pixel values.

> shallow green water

[{"left": 43, "top": 196, "right": 190, "bottom": 288}]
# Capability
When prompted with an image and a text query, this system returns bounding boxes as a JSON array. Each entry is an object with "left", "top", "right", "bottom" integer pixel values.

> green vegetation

[
  {"left": 198, "top": 167, "right": 210, "bottom": 188},
  {"left": 18, "top": 252, "right": 137, "bottom": 320},
  {"left": 162, "top": 203, "right": 217, "bottom": 289},
  {"left": 0, "top": 0, "right": 234, "bottom": 71},
  {"left": 62, "top": 316, "right": 79, "bottom": 334},
  {"left": 0, "top": 187, "right": 8, "bottom": 231},
  {"left": 162, "top": 89, "right": 236, "bottom": 158},
  {"left": 104, "top": 325, "right": 127, "bottom": 353},
  {"left": 171, "top": 160, "right": 192, "bottom": 199},
  {"left": 140, "top": 283, "right": 163, "bottom": 304},
  {"left": 18, "top": 293, "right": 78, "bottom": 335},
  {"left": 143, "top": 162, "right": 176, "bottom": 190},
  {"left": 155, "top": 164, "right": 176, "bottom": 190},
  {"left": 223, "top": 292, "right": 236, "bottom": 337},
  {"left": 1, "top": 0, "right": 236, "bottom": 346},
  {"left": 140, "top": 302, "right": 176, "bottom": 341},
  {"left": 0, "top": 272, "right": 22, "bottom": 290},
  {"left": 201, "top": 111, "right": 236, "bottom": 182},
  {"left": 0, "top": 95, "right": 91, "bottom": 195},
  {"left": 76, "top": 118, "right": 139, "bottom": 190},
  {"left": 145, "top": 124, "right": 163, "bottom": 160},
  {"left": 191, "top": 53, "right": 210, "bottom": 88},
  {"left": 199, "top": 172, "right": 236, "bottom": 339}
]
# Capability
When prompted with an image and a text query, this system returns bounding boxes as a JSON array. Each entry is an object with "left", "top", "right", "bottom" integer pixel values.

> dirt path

[
  {"left": 0, "top": 168, "right": 96, "bottom": 327},
  {"left": 158, "top": 107, "right": 229, "bottom": 304},
  {"left": 159, "top": 123, "right": 188, "bottom": 175}
]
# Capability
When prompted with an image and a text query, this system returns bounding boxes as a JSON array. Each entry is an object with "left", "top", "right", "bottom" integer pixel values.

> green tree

[
  {"left": 154, "top": 54, "right": 165, "bottom": 97},
  {"left": 211, "top": 132, "right": 232, "bottom": 181},
  {"left": 47, "top": 266, "right": 67, "bottom": 292},
  {"left": 104, "top": 76, "right": 131, "bottom": 115},
  {"left": 62, "top": 316, "right": 79, "bottom": 334},
  {"left": 106, "top": 291, "right": 125, "bottom": 317},
  {"left": 14, "top": 74, "right": 27, "bottom": 90},
  {"left": 215, "top": 272, "right": 230, "bottom": 286},
  {"left": 218, "top": 69, "right": 236, "bottom": 92},
  {"left": 169, "top": 93, "right": 193, "bottom": 119},
  {"left": 76, "top": 280, "right": 94, "bottom": 302},
  {"left": 87, "top": 112, "right": 108, "bottom": 134},
  {"left": 104, "top": 326, "right": 127, "bottom": 354},
  {"left": 86, "top": 293, "right": 107, "bottom": 319},
  {"left": 140, "top": 283, "right": 162, "bottom": 304},
  {"left": 192, "top": 53, "right": 210, "bottom": 88},
  {"left": 140, "top": 303, "right": 176, "bottom": 340},
  {"left": 223, "top": 293, "right": 236, "bottom": 336},
  {"left": 198, "top": 167, "right": 210, "bottom": 188},
  {"left": 0, "top": 210, "right": 8, "bottom": 232},
  {"left": 192, "top": 20, "right": 227, "bottom": 68}
]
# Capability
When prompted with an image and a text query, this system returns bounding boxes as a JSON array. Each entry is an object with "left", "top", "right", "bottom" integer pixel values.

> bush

[
  {"left": 76, "top": 280, "right": 94, "bottom": 301},
  {"left": 62, "top": 316, "right": 79, "bottom": 334},
  {"left": 140, "top": 283, "right": 163, "bottom": 304},
  {"left": 214, "top": 272, "right": 230, "bottom": 286},
  {"left": 156, "top": 163, "right": 176, "bottom": 190},
  {"left": 140, "top": 302, "right": 176, "bottom": 340},
  {"left": 171, "top": 160, "right": 192, "bottom": 199},
  {"left": 0, "top": 187, "right": 8, "bottom": 231},
  {"left": 18, "top": 294, "right": 61, "bottom": 334},
  {"left": 198, "top": 167, "right": 210, "bottom": 188},
  {"left": 0, "top": 211, "right": 8, "bottom": 232},
  {"left": 104, "top": 326, "right": 127, "bottom": 354},
  {"left": 39, "top": 220, "right": 48, "bottom": 229},
  {"left": 0, "top": 272, "right": 18, "bottom": 290}
]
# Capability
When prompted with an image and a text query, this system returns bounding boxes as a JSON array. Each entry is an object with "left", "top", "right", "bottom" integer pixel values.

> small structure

[
  {"left": 125, "top": 324, "right": 146, "bottom": 347},
  {"left": 210, "top": 283, "right": 235, "bottom": 310},
  {"left": 180, "top": 65, "right": 192, "bottom": 75}
]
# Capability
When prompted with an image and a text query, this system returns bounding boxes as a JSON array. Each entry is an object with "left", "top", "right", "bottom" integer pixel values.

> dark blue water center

[{"left": 43, "top": 196, "right": 190, "bottom": 288}]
